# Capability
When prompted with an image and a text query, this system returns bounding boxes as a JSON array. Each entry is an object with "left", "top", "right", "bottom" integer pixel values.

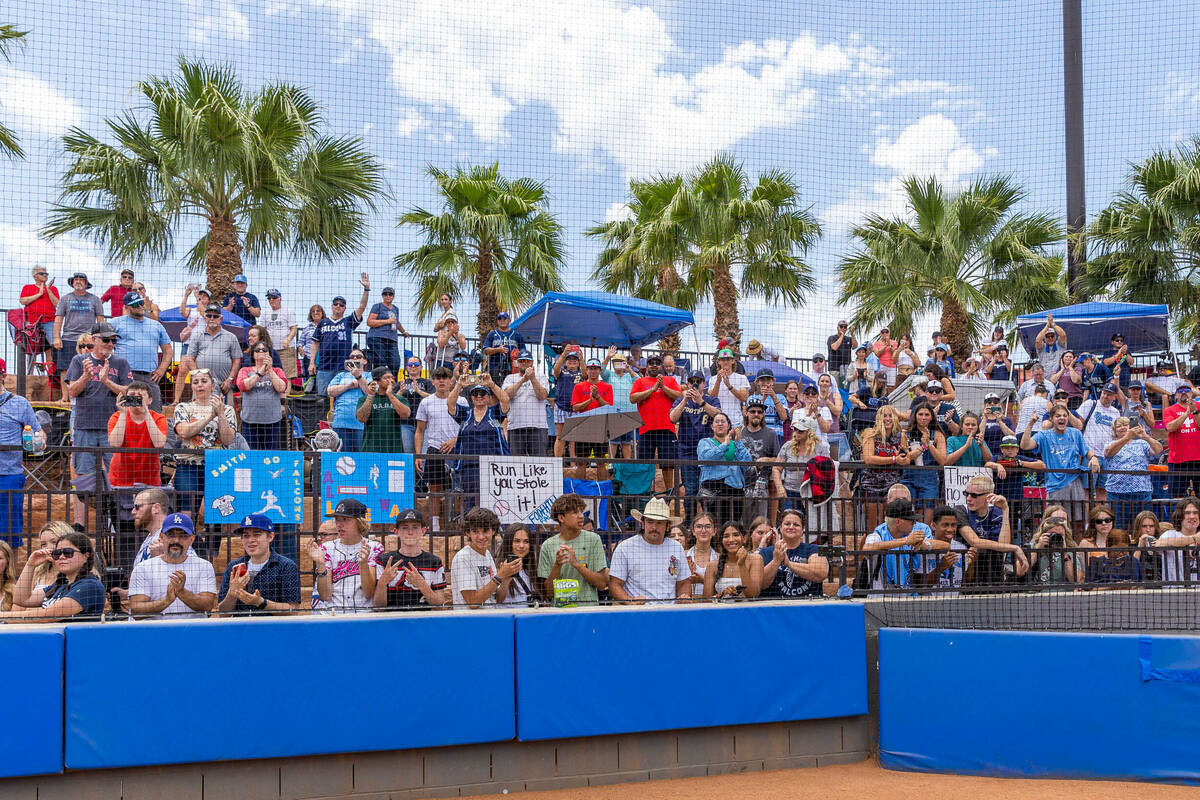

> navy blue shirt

[
  {"left": 222, "top": 291, "right": 260, "bottom": 325},
  {"left": 482, "top": 329, "right": 524, "bottom": 375},
  {"left": 218, "top": 552, "right": 301, "bottom": 612},
  {"left": 987, "top": 360, "right": 1011, "bottom": 382},
  {"left": 315, "top": 313, "right": 363, "bottom": 372},
  {"left": 966, "top": 506, "right": 1005, "bottom": 542},
  {"left": 672, "top": 394, "right": 720, "bottom": 457},
  {"left": 554, "top": 367, "right": 581, "bottom": 413},
  {"left": 45, "top": 575, "right": 106, "bottom": 619},
  {"left": 758, "top": 543, "right": 823, "bottom": 598},
  {"left": 453, "top": 404, "right": 509, "bottom": 459},
  {"left": 1081, "top": 362, "right": 1112, "bottom": 399},
  {"left": 1102, "top": 348, "right": 1131, "bottom": 388}
]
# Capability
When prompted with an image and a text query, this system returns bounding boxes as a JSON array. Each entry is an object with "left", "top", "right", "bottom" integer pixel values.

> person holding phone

[
  {"left": 106, "top": 381, "right": 168, "bottom": 489},
  {"left": 1163, "top": 385, "right": 1200, "bottom": 498},
  {"left": 327, "top": 347, "right": 370, "bottom": 452},
  {"left": 217, "top": 515, "right": 300, "bottom": 615},
  {"left": 236, "top": 343, "right": 288, "bottom": 450},
  {"left": 451, "top": 507, "right": 520, "bottom": 608},
  {"left": 0, "top": 532, "right": 105, "bottom": 622}
]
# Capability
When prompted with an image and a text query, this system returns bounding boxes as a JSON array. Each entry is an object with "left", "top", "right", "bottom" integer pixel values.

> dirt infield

[{"left": 462, "top": 761, "right": 1199, "bottom": 800}]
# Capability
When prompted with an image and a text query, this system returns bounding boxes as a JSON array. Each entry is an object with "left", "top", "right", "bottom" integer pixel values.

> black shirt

[
  {"left": 827, "top": 332, "right": 856, "bottom": 373},
  {"left": 375, "top": 550, "right": 446, "bottom": 608}
]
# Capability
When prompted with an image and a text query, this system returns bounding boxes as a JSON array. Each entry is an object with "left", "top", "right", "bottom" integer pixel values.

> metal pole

[{"left": 1063, "top": 0, "right": 1086, "bottom": 298}]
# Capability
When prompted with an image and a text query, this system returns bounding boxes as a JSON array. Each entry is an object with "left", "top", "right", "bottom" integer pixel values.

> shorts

[
  {"left": 612, "top": 429, "right": 635, "bottom": 445},
  {"left": 72, "top": 428, "right": 113, "bottom": 478},
  {"left": 638, "top": 429, "right": 677, "bottom": 461},
  {"left": 57, "top": 340, "right": 78, "bottom": 373},
  {"left": 554, "top": 406, "right": 572, "bottom": 425},
  {"left": 421, "top": 448, "right": 451, "bottom": 487},
  {"left": 1092, "top": 456, "right": 1108, "bottom": 491},
  {"left": 1047, "top": 478, "right": 1086, "bottom": 510}
]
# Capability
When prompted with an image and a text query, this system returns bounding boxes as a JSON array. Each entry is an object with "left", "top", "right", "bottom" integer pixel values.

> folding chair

[
  {"left": 7, "top": 308, "right": 53, "bottom": 395},
  {"left": 25, "top": 404, "right": 71, "bottom": 491}
]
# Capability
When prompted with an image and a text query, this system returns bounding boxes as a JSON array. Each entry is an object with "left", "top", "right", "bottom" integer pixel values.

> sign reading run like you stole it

[{"left": 481, "top": 456, "right": 561, "bottom": 525}]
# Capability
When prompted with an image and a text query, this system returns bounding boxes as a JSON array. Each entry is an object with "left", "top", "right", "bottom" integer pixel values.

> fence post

[{"left": 14, "top": 339, "right": 25, "bottom": 398}]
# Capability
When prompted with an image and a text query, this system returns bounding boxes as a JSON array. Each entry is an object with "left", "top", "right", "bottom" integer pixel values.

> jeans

[
  {"left": 242, "top": 421, "right": 281, "bottom": 450},
  {"left": 1107, "top": 490, "right": 1152, "bottom": 530},
  {"left": 367, "top": 339, "right": 401, "bottom": 373},
  {"left": 333, "top": 426, "right": 362, "bottom": 452},
  {"left": 316, "top": 369, "right": 337, "bottom": 395},
  {"left": 0, "top": 473, "right": 26, "bottom": 545},
  {"left": 400, "top": 424, "right": 416, "bottom": 454}
]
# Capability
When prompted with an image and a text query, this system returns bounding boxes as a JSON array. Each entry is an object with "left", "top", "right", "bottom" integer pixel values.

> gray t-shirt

[
  {"left": 55, "top": 292, "right": 104, "bottom": 339},
  {"left": 238, "top": 367, "right": 285, "bottom": 424},
  {"left": 188, "top": 329, "right": 243, "bottom": 386},
  {"left": 366, "top": 302, "right": 399, "bottom": 342},
  {"left": 65, "top": 353, "right": 131, "bottom": 431}
]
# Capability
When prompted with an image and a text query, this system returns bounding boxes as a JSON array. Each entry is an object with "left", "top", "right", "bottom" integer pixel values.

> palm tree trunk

[
  {"left": 711, "top": 259, "right": 740, "bottom": 347},
  {"left": 206, "top": 215, "right": 243, "bottom": 299},
  {"left": 475, "top": 245, "right": 499, "bottom": 341},
  {"left": 657, "top": 263, "right": 682, "bottom": 355},
  {"left": 940, "top": 295, "right": 972, "bottom": 365}
]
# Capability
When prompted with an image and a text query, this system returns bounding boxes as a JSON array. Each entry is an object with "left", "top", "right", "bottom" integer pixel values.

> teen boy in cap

[
  {"left": 217, "top": 514, "right": 301, "bottom": 614},
  {"left": 308, "top": 498, "right": 383, "bottom": 613},
  {"left": 450, "top": 507, "right": 521, "bottom": 607},
  {"left": 483, "top": 310, "right": 524, "bottom": 385},
  {"left": 127, "top": 512, "right": 217, "bottom": 618},
  {"left": 608, "top": 497, "right": 691, "bottom": 605},
  {"left": 374, "top": 508, "right": 448, "bottom": 609}
]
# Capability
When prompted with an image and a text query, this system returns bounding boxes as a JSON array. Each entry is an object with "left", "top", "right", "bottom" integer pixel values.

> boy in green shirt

[{"left": 537, "top": 493, "right": 609, "bottom": 605}]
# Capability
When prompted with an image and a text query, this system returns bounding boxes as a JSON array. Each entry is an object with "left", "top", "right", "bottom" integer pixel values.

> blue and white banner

[
  {"left": 320, "top": 452, "right": 415, "bottom": 524},
  {"left": 204, "top": 450, "right": 305, "bottom": 525}
]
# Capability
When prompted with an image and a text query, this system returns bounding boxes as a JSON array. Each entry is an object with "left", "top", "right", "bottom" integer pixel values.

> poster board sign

[
  {"left": 204, "top": 450, "right": 304, "bottom": 524},
  {"left": 320, "top": 452, "right": 415, "bottom": 524},
  {"left": 480, "top": 455, "right": 562, "bottom": 524},
  {"left": 943, "top": 466, "right": 990, "bottom": 506}
]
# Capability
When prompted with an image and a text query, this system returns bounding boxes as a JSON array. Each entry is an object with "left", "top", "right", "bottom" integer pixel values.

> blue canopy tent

[
  {"left": 511, "top": 291, "right": 694, "bottom": 348},
  {"left": 1016, "top": 302, "right": 1169, "bottom": 358},
  {"left": 159, "top": 306, "right": 250, "bottom": 344}
]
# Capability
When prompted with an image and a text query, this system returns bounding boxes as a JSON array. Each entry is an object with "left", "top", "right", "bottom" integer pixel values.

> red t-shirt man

[
  {"left": 19, "top": 281, "right": 60, "bottom": 324},
  {"left": 630, "top": 374, "right": 680, "bottom": 433},
  {"left": 107, "top": 409, "right": 169, "bottom": 487},
  {"left": 1164, "top": 395, "right": 1200, "bottom": 464},
  {"left": 101, "top": 282, "right": 131, "bottom": 318},
  {"left": 570, "top": 376, "right": 614, "bottom": 412}
]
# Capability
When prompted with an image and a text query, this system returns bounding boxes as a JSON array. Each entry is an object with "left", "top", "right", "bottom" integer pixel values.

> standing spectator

[
  {"left": 989, "top": 434, "right": 1044, "bottom": 507},
  {"left": 127, "top": 513, "right": 216, "bottom": 618},
  {"left": 110, "top": 291, "right": 172, "bottom": 412},
  {"left": 396, "top": 356, "right": 433, "bottom": 454},
  {"left": 373, "top": 508, "right": 449, "bottom": 609},
  {"left": 431, "top": 292, "right": 456, "bottom": 332},
  {"left": 106, "top": 381, "right": 168, "bottom": 488},
  {"left": 217, "top": 514, "right": 301, "bottom": 615},
  {"left": 431, "top": 315, "right": 466, "bottom": 370},
  {"left": 177, "top": 283, "right": 211, "bottom": 356},
  {"left": 780, "top": 416, "right": 829, "bottom": 511},
  {"left": 240, "top": 325, "right": 283, "bottom": 369},
  {"left": 236, "top": 342, "right": 288, "bottom": 450},
  {"left": 570, "top": 357, "right": 614, "bottom": 470},
  {"left": 414, "top": 366, "right": 465, "bottom": 531},
  {"left": 601, "top": 349, "right": 637, "bottom": 459},
  {"left": 859, "top": 498, "right": 932, "bottom": 590},
  {"left": 945, "top": 412, "right": 991, "bottom": 467},
  {"left": 609, "top": 497, "right": 691, "bottom": 604},
  {"left": 176, "top": 306, "right": 242, "bottom": 403},
  {"left": 1016, "top": 383, "right": 1051, "bottom": 434},
  {"left": 984, "top": 343, "right": 1013, "bottom": 383},
  {"left": 631, "top": 354, "right": 682, "bottom": 491},
  {"left": 697, "top": 412, "right": 751, "bottom": 526},
  {"left": 1102, "top": 333, "right": 1132, "bottom": 389},
  {"left": 859, "top": 405, "right": 909, "bottom": 531},
  {"left": 1146, "top": 362, "right": 1191, "bottom": 405},
  {"left": 925, "top": 344, "right": 956, "bottom": 378},
  {"left": 261, "top": 289, "right": 299, "bottom": 381},
  {"left": 18, "top": 266, "right": 60, "bottom": 358},
  {"left": 707, "top": 348, "right": 750, "bottom": 430},
  {"left": 0, "top": 533, "right": 105, "bottom": 622},
  {"left": 1078, "top": 353, "right": 1111, "bottom": 401},
  {"left": 1123, "top": 382, "right": 1156, "bottom": 430},
  {"left": 364, "top": 286, "right": 409, "bottom": 375},
  {"left": 1050, "top": 350, "right": 1083, "bottom": 410},
  {"left": 53, "top": 273, "right": 105, "bottom": 402},
  {"left": 99, "top": 268, "right": 135, "bottom": 318},
  {"left": 806, "top": 353, "right": 831, "bottom": 386},
  {"left": 551, "top": 345, "right": 583, "bottom": 459},
  {"left": 894, "top": 335, "right": 919, "bottom": 383},
  {"left": 1163, "top": 385, "right": 1200, "bottom": 498},
  {"left": 1021, "top": 403, "right": 1100, "bottom": 512},
  {"left": 310, "top": 273, "right": 370, "bottom": 394},
  {"left": 903, "top": 404, "right": 947, "bottom": 510},
  {"left": 872, "top": 327, "right": 898, "bottom": 386},
  {"left": 740, "top": 394, "right": 784, "bottom": 518},
  {"left": 745, "top": 339, "right": 781, "bottom": 362},
  {"left": 66, "top": 322, "right": 131, "bottom": 527},
  {"left": 1153, "top": 498, "right": 1200, "bottom": 584},
  {"left": 843, "top": 344, "right": 875, "bottom": 394},
  {"left": 298, "top": 305, "right": 324, "bottom": 381},
  {"left": 759, "top": 508, "right": 828, "bottom": 598},
  {"left": 450, "top": 507, "right": 520, "bottom": 608},
  {"left": 980, "top": 392, "right": 1015, "bottom": 454},
  {"left": 537, "top": 493, "right": 609, "bottom": 605},
  {"left": 0, "top": 364, "right": 42, "bottom": 546},
  {"left": 308, "top": 499, "right": 383, "bottom": 613},
  {"left": 1108, "top": 417, "right": 1166, "bottom": 531},
  {"left": 751, "top": 368, "right": 787, "bottom": 440},
  {"left": 482, "top": 311, "right": 524, "bottom": 385},
  {"left": 328, "top": 347, "right": 369, "bottom": 452},
  {"left": 815, "top": 374, "right": 848, "bottom": 459},
  {"left": 447, "top": 373, "right": 510, "bottom": 511},
  {"left": 221, "top": 274, "right": 260, "bottom": 325},
  {"left": 955, "top": 474, "right": 1030, "bottom": 584},
  {"left": 827, "top": 320, "right": 857, "bottom": 377},
  {"left": 670, "top": 370, "right": 721, "bottom": 508},
  {"left": 357, "top": 367, "right": 411, "bottom": 452},
  {"left": 794, "top": 384, "right": 833, "bottom": 447},
  {"left": 1034, "top": 313, "right": 1067, "bottom": 375},
  {"left": 130, "top": 281, "right": 162, "bottom": 320},
  {"left": 1078, "top": 382, "right": 1124, "bottom": 501},
  {"left": 1016, "top": 362, "right": 1056, "bottom": 403},
  {"left": 171, "top": 369, "right": 237, "bottom": 544}
]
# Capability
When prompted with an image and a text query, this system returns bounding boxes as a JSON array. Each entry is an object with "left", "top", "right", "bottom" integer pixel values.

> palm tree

[
  {"left": 586, "top": 175, "right": 698, "bottom": 353},
  {"left": 0, "top": 23, "right": 30, "bottom": 158},
  {"left": 42, "top": 57, "right": 384, "bottom": 297},
  {"left": 395, "top": 163, "right": 566, "bottom": 338},
  {"left": 1080, "top": 143, "right": 1200, "bottom": 345},
  {"left": 838, "top": 175, "right": 1066, "bottom": 360},
  {"left": 677, "top": 154, "right": 822, "bottom": 346}
]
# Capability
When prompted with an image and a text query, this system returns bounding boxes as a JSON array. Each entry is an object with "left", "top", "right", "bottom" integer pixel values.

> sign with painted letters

[
  {"left": 943, "top": 466, "right": 990, "bottom": 506},
  {"left": 204, "top": 450, "right": 304, "bottom": 524},
  {"left": 320, "top": 452, "right": 415, "bottom": 523},
  {"left": 481, "top": 455, "right": 562, "bottom": 524}
]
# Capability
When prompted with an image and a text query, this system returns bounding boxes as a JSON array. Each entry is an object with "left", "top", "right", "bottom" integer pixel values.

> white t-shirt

[
  {"left": 791, "top": 406, "right": 833, "bottom": 446},
  {"left": 1157, "top": 530, "right": 1199, "bottom": 584},
  {"left": 913, "top": 539, "right": 968, "bottom": 596},
  {"left": 416, "top": 394, "right": 468, "bottom": 450},
  {"left": 127, "top": 553, "right": 217, "bottom": 617},
  {"left": 1077, "top": 399, "right": 1121, "bottom": 454},
  {"left": 320, "top": 537, "right": 386, "bottom": 612},
  {"left": 707, "top": 372, "right": 751, "bottom": 428},
  {"left": 451, "top": 545, "right": 498, "bottom": 606},
  {"left": 262, "top": 306, "right": 297, "bottom": 348},
  {"left": 502, "top": 373, "right": 548, "bottom": 430},
  {"left": 685, "top": 545, "right": 717, "bottom": 597},
  {"left": 1016, "top": 396, "right": 1050, "bottom": 433},
  {"left": 610, "top": 535, "right": 691, "bottom": 604}
]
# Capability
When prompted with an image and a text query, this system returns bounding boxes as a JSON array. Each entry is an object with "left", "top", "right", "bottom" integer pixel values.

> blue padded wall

[
  {"left": 0, "top": 628, "right": 63, "bottom": 777},
  {"left": 64, "top": 613, "right": 515, "bottom": 769},
  {"left": 515, "top": 603, "right": 866, "bottom": 741},
  {"left": 879, "top": 628, "right": 1200, "bottom": 782}
]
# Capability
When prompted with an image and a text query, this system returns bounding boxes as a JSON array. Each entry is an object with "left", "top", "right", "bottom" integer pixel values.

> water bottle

[
  {"left": 32, "top": 430, "right": 45, "bottom": 456},
  {"left": 21, "top": 426, "right": 33, "bottom": 453}
]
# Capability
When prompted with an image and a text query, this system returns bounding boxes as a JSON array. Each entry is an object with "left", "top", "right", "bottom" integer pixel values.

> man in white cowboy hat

[{"left": 608, "top": 497, "right": 691, "bottom": 604}]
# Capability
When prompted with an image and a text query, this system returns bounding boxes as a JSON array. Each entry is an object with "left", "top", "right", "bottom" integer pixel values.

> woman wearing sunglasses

[
  {"left": 236, "top": 343, "right": 288, "bottom": 450},
  {"left": 396, "top": 358, "right": 433, "bottom": 454},
  {"left": 0, "top": 533, "right": 105, "bottom": 622}
]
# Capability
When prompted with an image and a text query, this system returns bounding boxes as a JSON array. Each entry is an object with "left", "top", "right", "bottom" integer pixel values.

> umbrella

[
  {"left": 740, "top": 359, "right": 815, "bottom": 387},
  {"left": 159, "top": 306, "right": 249, "bottom": 344},
  {"left": 560, "top": 406, "right": 643, "bottom": 443}
]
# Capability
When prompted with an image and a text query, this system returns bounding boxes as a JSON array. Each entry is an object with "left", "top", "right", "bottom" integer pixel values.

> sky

[{"left": 1, "top": 0, "right": 1197, "bottom": 359}]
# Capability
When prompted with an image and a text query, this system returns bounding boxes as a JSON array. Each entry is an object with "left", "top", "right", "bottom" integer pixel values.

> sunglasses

[
  {"left": 928, "top": 389, "right": 943, "bottom": 394},
  {"left": 383, "top": 292, "right": 395, "bottom": 296},
  {"left": 189, "top": 368, "right": 211, "bottom": 378},
  {"left": 81, "top": 343, "right": 94, "bottom": 350},
  {"left": 205, "top": 312, "right": 222, "bottom": 318},
  {"left": 963, "top": 491, "right": 987, "bottom": 498},
  {"left": 332, "top": 302, "right": 346, "bottom": 307},
  {"left": 1094, "top": 517, "right": 1115, "bottom": 524},
  {"left": 688, "top": 379, "right": 703, "bottom": 386},
  {"left": 51, "top": 547, "right": 81, "bottom": 559},
  {"left": 407, "top": 362, "right": 422, "bottom": 368},
  {"left": 97, "top": 336, "right": 117, "bottom": 343},
  {"left": 34, "top": 272, "right": 47, "bottom": 277}
]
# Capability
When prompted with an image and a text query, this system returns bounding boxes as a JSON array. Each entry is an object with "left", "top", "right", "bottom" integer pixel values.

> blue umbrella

[
  {"left": 159, "top": 306, "right": 249, "bottom": 344},
  {"left": 740, "top": 359, "right": 815, "bottom": 387}
]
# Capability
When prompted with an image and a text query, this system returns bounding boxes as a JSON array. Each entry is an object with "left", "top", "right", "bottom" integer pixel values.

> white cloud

[
  {"left": 0, "top": 224, "right": 106, "bottom": 283},
  {"left": 395, "top": 108, "right": 426, "bottom": 138},
  {"left": 603, "top": 201, "right": 632, "bottom": 223},
  {"left": 0, "top": 65, "right": 83, "bottom": 138},
  {"left": 186, "top": 0, "right": 250, "bottom": 45}
]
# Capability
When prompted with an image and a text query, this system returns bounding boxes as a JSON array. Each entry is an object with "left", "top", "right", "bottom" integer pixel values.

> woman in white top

[
  {"left": 684, "top": 513, "right": 718, "bottom": 596},
  {"left": 703, "top": 521, "right": 764, "bottom": 599},
  {"left": 432, "top": 293, "right": 456, "bottom": 332},
  {"left": 895, "top": 334, "right": 919, "bottom": 382},
  {"left": 496, "top": 523, "right": 539, "bottom": 605}
]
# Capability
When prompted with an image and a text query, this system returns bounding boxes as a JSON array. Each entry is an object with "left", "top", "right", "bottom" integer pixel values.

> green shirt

[
  {"left": 537, "top": 531, "right": 608, "bottom": 605},
  {"left": 357, "top": 394, "right": 409, "bottom": 452}
]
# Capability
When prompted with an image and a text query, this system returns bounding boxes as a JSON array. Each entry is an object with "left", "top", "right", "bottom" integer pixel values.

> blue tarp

[
  {"left": 511, "top": 291, "right": 694, "bottom": 348},
  {"left": 740, "top": 358, "right": 815, "bottom": 387},
  {"left": 1016, "top": 302, "right": 1169, "bottom": 358},
  {"left": 159, "top": 305, "right": 249, "bottom": 343}
]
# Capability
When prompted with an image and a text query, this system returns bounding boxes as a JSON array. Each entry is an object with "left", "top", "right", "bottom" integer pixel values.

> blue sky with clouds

[{"left": 1, "top": 0, "right": 1196, "bottom": 356}]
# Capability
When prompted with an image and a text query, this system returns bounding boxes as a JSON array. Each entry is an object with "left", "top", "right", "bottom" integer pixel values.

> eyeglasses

[
  {"left": 130, "top": 502, "right": 155, "bottom": 510},
  {"left": 1094, "top": 517, "right": 1115, "bottom": 524},
  {"left": 963, "top": 491, "right": 987, "bottom": 498},
  {"left": 51, "top": 547, "right": 80, "bottom": 559}
]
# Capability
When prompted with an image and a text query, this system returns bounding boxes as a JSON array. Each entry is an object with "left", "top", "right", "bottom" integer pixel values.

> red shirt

[
  {"left": 100, "top": 285, "right": 126, "bottom": 317},
  {"left": 873, "top": 338, "right": 897, "bottom": 368},
  {"left": 106, "top": 410, "right": 168, "bottom": 487},
  {"left": 1164, "top": 402, "right": 1200, "bottom": 463},
  {"left": 19, "top": 284, "right": 60, "bottom": 324},
  {"left": 631, "top": 375, "right": 680, "bottom": 433},
  {"left": 570, "top": 379, "right": 613, "bottom": 412}
]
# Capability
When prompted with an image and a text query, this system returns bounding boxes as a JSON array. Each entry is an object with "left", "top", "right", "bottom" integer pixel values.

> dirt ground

[{"left": 461, "top": 762, "right": 1200, "bottom": 800}]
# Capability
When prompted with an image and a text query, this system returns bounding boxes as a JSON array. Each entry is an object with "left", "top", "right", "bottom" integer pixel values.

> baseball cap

[
  {"left": 496, "top": 311, "right": 510, "bottom": 319},
  {"left": 1102, "top": 382, "right": 1119, "bottom": 393},
  {"left": 266, "top": 289, "right": 281, "bottom": 298},
  {"left": 812, "top": 353, "right": 825, "bottom": 361},
  {"left": 233, "top": 274, "right": 248, "bottom": 284},
  {"left": 837, "top": 320, "right": 848, "bottom": 327},
  {"left": 645, "top": 354, "right": 663, "bottom": 364},
  {"left": 468, "top": 383, "right": 491, "bottom": 395},
  {"left": 755, "top": 367, "right": 775, "bottom": 381},
  {"left": 1000, "top": 435, "right": 1020, "bottom": 447},
  {"left": 585, "top": 357, "right": 602, "bottom": 367},
  {"left": 1079, "top": 352, "right": 1094, "bottom": 361},
  {"left": 120, "top": 268, "right": 134, "bottom": 277},
  {"left": 855, "top": 343, "right": 868, "bottom": 352},
  {"left": 332, "top": 498, "right": 368, "bottom": 519},
  {"left": 69, "top": 272, "right": 92, "bottom": 288},
  {"left": 984, "top": 392, "right": 1001, "bottom": 402},
  {"left": 122, "top": 291, "right": 144, "bottom": 306},
  {"left": 793, "top": 414, "right": 819, "bottom": 434},
  {"left": 1054, "top": 389, "right": 1069, "bottom": 398},
  {"left": 516, "top": 349, "right": 533, "bottom": 361},
  {"left": 934, "top": 343, "right": 949, "bottom": 351},
  {"left": 745, "top": 394, "right": 768, "bottom": 409},
  {"left": 395, "top": 508, "right": 424, "bottom": 525},
  {"left": 1112, "top": 332, "right": 1125, "bottom": 340},
  {"left": 332, "top": 295, "right": 347, "bottom": 304},
  {"left": 926, "top": 380, "right": 943, "bottom": 390},
  {"left": 1129, "top": 381, "right": 1143, "bottom": 389},
  {"left": 716, "top": 348, "right": 734, "bottom": 359},
  {"left": 802, "top": 384, "right": 818, "bottom": 394},
  {"left": 161, "top": 512, "right": 195, "bottom": 537},
  {"left": 235, "top": 513, "right": 274, "bottom": 534},
  {"left": 687, "top": 369, "right": 705, "bottom": 382},
  {"left": 90, "top": 321, "right": 120, "bottom": 339},
  {"left": 996, "top": 343, "right": 1008, "bottom": 351},
  {"left": 884, "top": 499, "right": 918, "bottom": 521}
]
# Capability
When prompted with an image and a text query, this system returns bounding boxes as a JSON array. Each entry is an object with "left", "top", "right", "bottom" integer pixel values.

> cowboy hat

[{"left": 631, "top": 497, "right": 681, "bottom": 525}]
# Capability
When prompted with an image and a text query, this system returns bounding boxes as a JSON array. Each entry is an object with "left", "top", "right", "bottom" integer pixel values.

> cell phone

[
  {"left": 121, "top": 396, "right": 141, "bottom": 407},
  {"left": 232, "top": 563, "right": 247, "bottom": 578}
]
